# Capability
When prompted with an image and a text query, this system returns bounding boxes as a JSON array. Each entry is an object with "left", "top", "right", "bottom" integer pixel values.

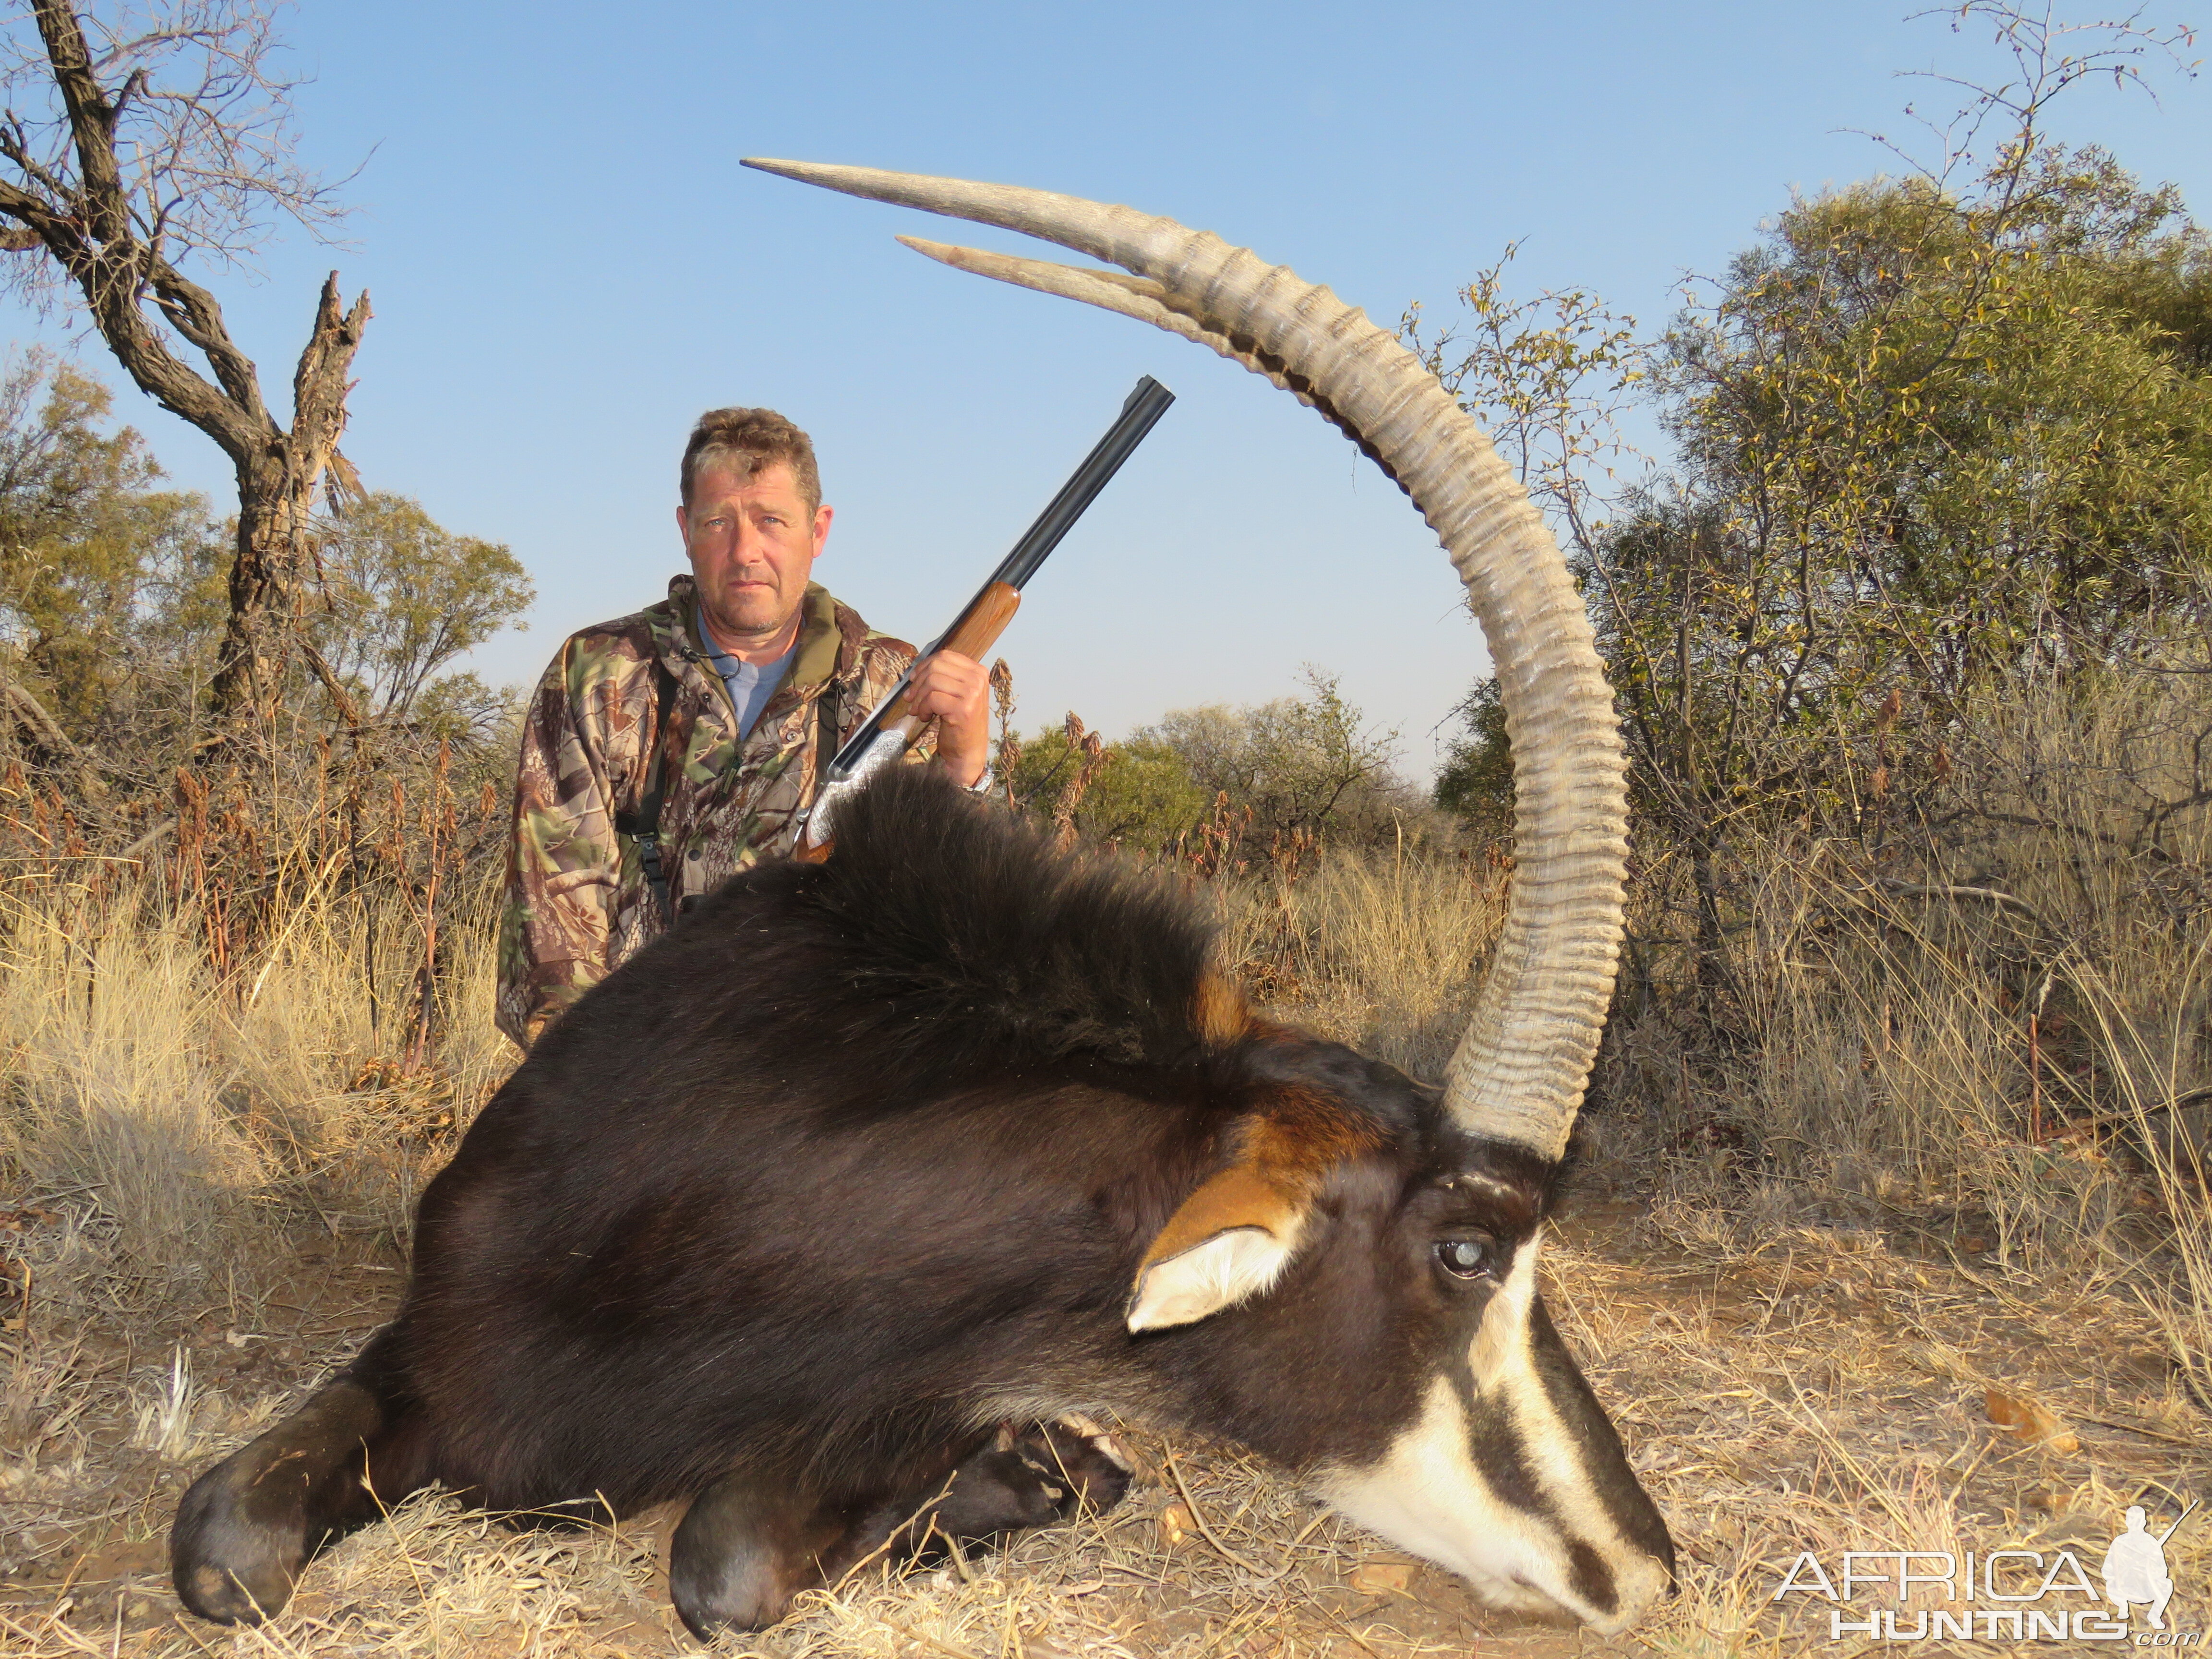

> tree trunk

[{"left": 209, "top": 459, "right": 317, "bottom": 731}]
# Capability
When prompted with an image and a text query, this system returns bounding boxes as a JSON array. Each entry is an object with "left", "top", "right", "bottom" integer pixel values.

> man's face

[{"left": 677, "top": 460, "right": 831, "bottom": 650}]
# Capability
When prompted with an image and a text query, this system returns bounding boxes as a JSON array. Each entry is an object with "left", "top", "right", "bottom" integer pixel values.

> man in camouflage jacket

[{"left": 496, "top": 410, "right": 989, "bottom": 1047}]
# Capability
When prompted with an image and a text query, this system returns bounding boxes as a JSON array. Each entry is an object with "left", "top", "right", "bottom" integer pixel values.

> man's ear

[{"left": 1126, "top": 1165, "right": 1309, "bottom": 1333}]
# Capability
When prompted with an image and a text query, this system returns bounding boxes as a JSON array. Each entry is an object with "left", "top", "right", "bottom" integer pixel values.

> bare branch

[
  {"left": 0, "top": 3, "right": 370, "bottom": 737},
  {"left": 1854, "top": 4, "right": 2201, "bottom": 192},
  {"left": 0, "top": 0, "right": 357, "bottom": 271},
  {"left": 1399, "top": 240, "right": 1649, "bottom": 565}
]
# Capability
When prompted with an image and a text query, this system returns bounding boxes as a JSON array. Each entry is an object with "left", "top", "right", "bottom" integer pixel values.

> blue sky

[{"left": 3, "top": 1, "right": 2207, "bottom": 775}]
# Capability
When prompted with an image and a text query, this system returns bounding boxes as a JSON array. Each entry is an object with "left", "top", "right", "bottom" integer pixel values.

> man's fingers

[
  {"left": 907, "top": 651, "right": 989, "bottom": 716},
  {"left": 907, "top": 650, "right": 993, "bottom": 787},
  {"left": 912, "top": 649, "right": 987, "bottom": 686}
]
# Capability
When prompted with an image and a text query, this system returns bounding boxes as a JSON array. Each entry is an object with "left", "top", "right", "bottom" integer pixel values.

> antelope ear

[{"left": 1126, "top": 1165, "right": 1308, "bottom": 1333}]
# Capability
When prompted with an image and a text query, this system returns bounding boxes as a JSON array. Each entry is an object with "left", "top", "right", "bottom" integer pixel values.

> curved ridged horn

[{"left": 741, "top": 159, "right": 1627, "bottom": 1162}]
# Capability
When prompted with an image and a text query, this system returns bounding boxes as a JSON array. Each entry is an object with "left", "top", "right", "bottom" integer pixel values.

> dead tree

[{"left": 0, "top": 0, "right": 366, "bottom": 738}]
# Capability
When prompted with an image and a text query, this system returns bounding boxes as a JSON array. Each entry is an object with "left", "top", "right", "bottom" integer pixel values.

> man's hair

[{"left": 681, "top": 408, "right": 822, "bottom": 514}]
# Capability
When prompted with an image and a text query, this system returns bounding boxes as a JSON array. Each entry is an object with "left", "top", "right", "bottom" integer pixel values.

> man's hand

[{"left": 906, "top": 650, "right": 992, "bottom": 787}]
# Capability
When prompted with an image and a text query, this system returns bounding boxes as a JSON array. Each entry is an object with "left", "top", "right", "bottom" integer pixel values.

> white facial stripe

[
  {"left": 1467, "top": 1225, "right": 1541, "bottom": 1388},
  {"left": 1494, "top": 1360, "right": 1658, "bottom": 1623},
  {"left": 1312, "top": 1226, "right": 1668, "bottom": 1636},
  {"left": 1489, "top": 1248, "right": 1671, "bottom": 1628},
  {"left": 1316, "top": 1376, "right": 1608, "bottom": 1623},
  {"left": 1476, "top": 1232, "right": 1619, "bottom": 1550}
]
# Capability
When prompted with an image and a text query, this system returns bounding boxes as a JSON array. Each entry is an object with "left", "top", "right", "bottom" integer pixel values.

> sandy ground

[{"left": 5, "top": 1180, "right": 2210, "bottom": 1658}]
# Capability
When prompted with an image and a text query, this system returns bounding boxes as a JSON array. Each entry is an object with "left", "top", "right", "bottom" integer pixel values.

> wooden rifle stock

[
  {"left": 871, "top": 581, "right": 1022, "bottom": 738},
  {"left": 792, "top": 582, "right": 1021, "bottom": 865}
]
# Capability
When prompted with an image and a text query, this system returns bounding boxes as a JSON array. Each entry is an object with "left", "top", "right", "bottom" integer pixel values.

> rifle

[{"left": 794, "top": 374, "right": 1175, "bottom": 857}]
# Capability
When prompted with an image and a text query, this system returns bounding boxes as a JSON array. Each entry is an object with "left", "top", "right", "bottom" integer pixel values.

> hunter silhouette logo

[{"left": 2104, "top": 1503, "right": 2195, "bottom": 1631}]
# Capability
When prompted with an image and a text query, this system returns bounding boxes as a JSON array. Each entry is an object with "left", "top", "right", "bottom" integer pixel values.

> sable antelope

[{"left": 172, "top": 165, "right": 1672, "bottom": 1638}]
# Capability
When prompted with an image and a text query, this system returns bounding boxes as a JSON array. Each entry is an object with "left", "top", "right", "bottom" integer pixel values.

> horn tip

[
  {"left": 740, "top": 156, "right": 808, "bottom": 180},
  {"left": 896, "top": 235, "right": 998, "bottom": 274}
]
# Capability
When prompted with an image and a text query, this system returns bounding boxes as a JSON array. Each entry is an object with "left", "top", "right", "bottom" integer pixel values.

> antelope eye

[{"left": 1435, "top": 1238, "right": 1494, "bottom": 1280}]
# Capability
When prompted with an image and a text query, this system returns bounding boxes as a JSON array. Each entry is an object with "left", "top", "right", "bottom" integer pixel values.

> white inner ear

[{"left": 1126, "top": 1226, "right": 1296, "bottom": 1333}]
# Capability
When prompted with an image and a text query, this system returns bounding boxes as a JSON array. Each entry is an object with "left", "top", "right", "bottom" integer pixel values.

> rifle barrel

[
  {"left": 984, "top": 375, "right": 1176, "bottom": 599},
  {"left": 827, "top": 375, "right": 1174, "bottom": 782}
]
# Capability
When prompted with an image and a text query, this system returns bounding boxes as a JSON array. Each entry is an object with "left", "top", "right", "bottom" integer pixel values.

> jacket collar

[{"left": 661, "top": 574, "right": 855, "bottom": 693}]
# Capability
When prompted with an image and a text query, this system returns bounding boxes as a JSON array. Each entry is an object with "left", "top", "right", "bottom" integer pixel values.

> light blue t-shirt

[{"left": 700, "top": 630, "right": 797, "bottom": 740}]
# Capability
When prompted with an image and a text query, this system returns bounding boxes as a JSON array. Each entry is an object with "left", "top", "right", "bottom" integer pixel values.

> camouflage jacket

[{"left": 495, "top": 575, "right": 919, "bottom": 1047}]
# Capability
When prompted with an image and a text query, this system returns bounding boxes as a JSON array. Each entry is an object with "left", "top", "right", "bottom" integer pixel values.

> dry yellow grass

[
  {"left": 1218, "top": 843, "right": 1507, "bottom": 1081},
  {"left": 0, "top": 879, "right": 507, "bottom": 1282}
]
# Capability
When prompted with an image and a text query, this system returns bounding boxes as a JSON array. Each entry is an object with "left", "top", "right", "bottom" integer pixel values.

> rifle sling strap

[
  {"left": 816, "top": 675, "right": 839, "bottom": 796},
  {"left": 613, "top": 659, "right": 680, "bottom": 926}
]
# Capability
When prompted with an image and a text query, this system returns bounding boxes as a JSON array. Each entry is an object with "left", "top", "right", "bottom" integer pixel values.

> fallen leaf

[
  {"left": 1159, "top": 1502, "right": 1193, "bottom": 1545},
  {"left": 1349, "top": 1557, "right": 1419, "bottom": 1594},
  {"left": 1986, "top": 1388, "right": 2080, "bottom": 1454}
]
